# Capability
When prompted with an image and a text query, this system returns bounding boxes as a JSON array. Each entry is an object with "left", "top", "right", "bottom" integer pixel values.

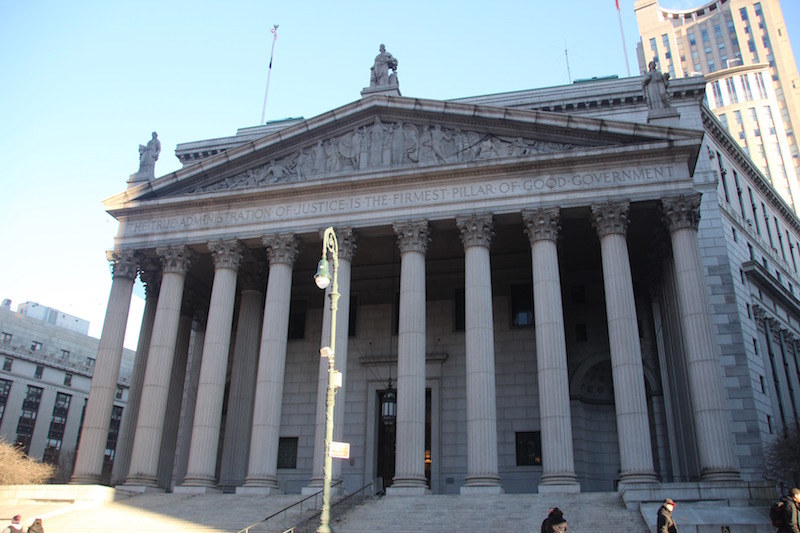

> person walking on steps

[{"left": 657, "top": 498, "right": 678, "bottom": 533}]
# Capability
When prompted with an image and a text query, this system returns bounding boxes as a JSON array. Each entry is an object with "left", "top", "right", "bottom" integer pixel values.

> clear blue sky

[{"left": 1, "top": 0, "right": 798, "bottom": 348}]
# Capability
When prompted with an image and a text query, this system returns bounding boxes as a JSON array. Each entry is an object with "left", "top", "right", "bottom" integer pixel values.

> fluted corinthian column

[
  {"left": 72, "top": 249, "right": 139, "bottom": 484},
  {"left": 456, "top": 214, "right": 502, "bottom": 494},
  {"left": 662, "top": 194, "right": 739, "bottom": 480},
  {"left": 389, "top": 221, "right": 430, "bottom": 495},
  {"left": 179, "top": 239, "right": 243, "bottom": 491},
  {"left": 125, "top": 245, "right": 193, "bottom": 489},
  {"left": 591, "top": 201, "right": 658, "bottom": 484},
  {"left": 220, "top": 256, "right": 265, "bottom": 489},
  {"left": 113, "top": 264, "right": 160, "bottom": 485},
  {"left": 522, "top": 208, "right": 579, "bottom": 492},
  {"left": 305, "top": 229, "right": 358, "bottom": 494},
  {"left": 240, "top": 234, "right": 300, "bottom": 494}
]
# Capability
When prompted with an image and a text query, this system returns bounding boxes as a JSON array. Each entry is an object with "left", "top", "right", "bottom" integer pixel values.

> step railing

[{"left": 236, "top": 477, "right": 384, "bottom": 533}]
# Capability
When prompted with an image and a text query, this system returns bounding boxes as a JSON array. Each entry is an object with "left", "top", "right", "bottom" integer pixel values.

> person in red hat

[{"left": 657, "top": 498, "right": 678, "bottom": 533}]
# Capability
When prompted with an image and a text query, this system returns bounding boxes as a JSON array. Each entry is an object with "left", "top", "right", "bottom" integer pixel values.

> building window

[
  {"left": 711, "top": 81, "right": 724, "bottom": 107},
  {"left": 60, "top": 350, "right": 70, "bottom": 359},
  {"left": 34, "top": 365, "right": 43, "bottom": 379},
  {"left": 30, "top": 341, "right": 42, "bottom": 352},
  {"left": 3, "top": 357, "right": 12, "bottom": 372},
  {"left": 515, "top": 431, "right": 542, "bottom": 466},
  {"left": 454, "top": 288, "right": 466, "bottom": 332},
  {"left": 287, "top": 300, "right": 306, "bottom": 340},
  {"left": 43, "top": 392, "right": 71, "bottom": 466},
  {"left": 64, "top": 373, "right": 72, "bottom": 387},
  {"left": 755, "top": 72, "right": 768, "bottom": 98},
  {"left": 0, "top": 378, "right": 12, "bottom": 427},
  {"left": 510, "top": 283, "right": 533, "bottom": 328},
  {"left": 16, "top": 385, "right": 43, "bottom": 455},
  {"left": 726, "top": 78, "right": 739, "bottom": 103},
  {"left": 742, "top": 75, "right": 754, "bottom": 100},
  {"left": 115, "top": 386, "right": 124, "bottom": 400},
  {"left": 1, "top": 332, "right": 11, "bottom": 344},
  {"left": 277, "top": 437, "right": 299, "bottom": 469},
  {"left": 86, "top": 357, "right": 95, "bottom": 368}
]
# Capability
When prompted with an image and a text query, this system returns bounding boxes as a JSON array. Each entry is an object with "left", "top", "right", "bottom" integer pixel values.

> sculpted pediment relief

[{"left": 192, "top": 117, "right": 580, "bottom": 194}]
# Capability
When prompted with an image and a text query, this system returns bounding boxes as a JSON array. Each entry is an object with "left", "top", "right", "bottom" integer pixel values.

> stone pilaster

[
  {"left": 72, "top": 249, "right": 139, "bottom": 484},
  {"left": 591, "top": 201, "right": 657, "bottom": 484},
  {"left": 307, "top": 229, "right": 359, "bottom": 491},
  {"left": 522, "top": 208, "right": 580, "bottom": 491},
  {"left": 125, "top": 245, "right": 194, "bottom": 489},
  {"left": 662, "top": 193, "right": 739, "bottom": 480},
  {"left": 180, "top": 239, "right": 243, "bottom": 491},
  {"left": 240, "top": 234, "right": 300, "bottom": 494},
  {"left": 389, "top": 221, "right": 430, "bottom": 494},
  {"left": 456, "top": 214, "right": 502, "bottom": 493}
]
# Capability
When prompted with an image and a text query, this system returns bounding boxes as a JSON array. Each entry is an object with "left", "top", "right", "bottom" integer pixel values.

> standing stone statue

[
  {"left": 370, "top": 44, "right": 398, "bottom": 87},
  {"left": 642, "top": 61, "right": 670, "bottom": 110},
  {"left": 136, "top": 132, "right": 161, "bottom": 180}
]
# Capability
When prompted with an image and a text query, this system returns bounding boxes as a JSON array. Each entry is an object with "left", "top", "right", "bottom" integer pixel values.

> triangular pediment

[{"left": 108, "top": 95, "right": 702, "bottom": 207}]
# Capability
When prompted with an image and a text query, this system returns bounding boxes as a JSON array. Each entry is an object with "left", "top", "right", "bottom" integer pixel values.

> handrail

[
  {"left": 236, "top": 479, "right": 343, "bottom": 533},
  {"left": 236, "top": 478, "right": 383, "bottom": 533}
]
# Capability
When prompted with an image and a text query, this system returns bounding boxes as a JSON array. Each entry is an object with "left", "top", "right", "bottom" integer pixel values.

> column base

[
  {"left": 618, "top": 471, "right": 659, "bottom": 485},
  {"left": 700, "top": 468, "right": 741, "bottom": 482},
  {"left": 236, "top": 486, "right": 283, "bottom": 496},
  {"left": 70, "top": 474, "right": 102, "bottom": 485},
  {"left": 387, "top": 486, "right": 430, "bottom": 496},
  {"left": 173, "top": 485, "right": 221, "bottom": 494}
]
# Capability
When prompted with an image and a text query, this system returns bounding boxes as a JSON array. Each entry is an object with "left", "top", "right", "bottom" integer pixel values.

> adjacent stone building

[{"left": 70, "top": 59, "right": 798, "bottom": 520}]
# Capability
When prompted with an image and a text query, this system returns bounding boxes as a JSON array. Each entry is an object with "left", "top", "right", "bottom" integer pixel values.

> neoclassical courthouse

[{"left": 70, "top": 47, "right": 798, "bottom": 510}]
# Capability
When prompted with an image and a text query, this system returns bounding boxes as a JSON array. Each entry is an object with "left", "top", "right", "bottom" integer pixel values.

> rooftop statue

[
  {"left": 370, "top": 44, "right": 398, "bottom": 88},
  {"left": 642, "top": 61, "right": 670, "bottom": 110},
  {"left": 136, "top": 131, "right": 161, "bottom": 180}
]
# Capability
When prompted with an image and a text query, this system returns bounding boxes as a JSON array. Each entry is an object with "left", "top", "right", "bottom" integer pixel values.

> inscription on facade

[{"left": 126, "top": 166, "right": 676, "bottom": 236}]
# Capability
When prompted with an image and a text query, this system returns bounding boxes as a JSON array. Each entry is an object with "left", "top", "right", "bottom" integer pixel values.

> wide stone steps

[{"left": 331, "top": 491, "right": 649, "bottom": 533}]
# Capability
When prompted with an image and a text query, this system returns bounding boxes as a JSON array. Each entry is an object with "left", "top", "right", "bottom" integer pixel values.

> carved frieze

[{"left": 192, "top": 119, "right": 579, "bottom": 194}]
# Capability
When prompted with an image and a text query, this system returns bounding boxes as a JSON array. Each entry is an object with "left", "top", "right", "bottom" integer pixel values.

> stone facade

[{"left": 70, "top": 70, "right": 799, "bottom": 515}]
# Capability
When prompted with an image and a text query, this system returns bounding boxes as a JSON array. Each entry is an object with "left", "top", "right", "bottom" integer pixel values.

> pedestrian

[
  {"left": 25, "top": 518, "right": 44, "bottom": 533},
  {"left": 541, "top": 507, "right": 554, "bottom": 533},
  {"left": 543, "top": 507, "right": 568, "bottom": 533},
  {"left": 2, "top": 515, "right": 23, "bottom": 533},
  {"left": 777, "top": 487, "right": 800, "bottom": 533},
  {"left": 657, "top": 498, "right": 678, "bottom": 533}
]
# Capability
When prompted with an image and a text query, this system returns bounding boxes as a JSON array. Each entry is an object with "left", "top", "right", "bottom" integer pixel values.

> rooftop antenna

[
  {"left": 260, "top": 24, "right": 279, "bottom": 125},
  {"left": 616, "top": 0, "right": 632, "bottom": 76},
  {"left": 565, "top": 40, "right": 572, "bottom": 83}
]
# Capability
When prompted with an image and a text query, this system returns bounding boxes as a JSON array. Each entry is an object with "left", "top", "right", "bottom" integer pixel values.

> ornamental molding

[
  {"left": 522, "top": 207, "right": 561, "bottom": 243},
  {"left": 661, "top": 193, "right": 702, "bottom": 232},
  {"left": 591, "top": 201, "right": 630, "bottom": 237},
  {"left": 207, "top": 238, "right": 244, "bottom": 271},
  {"left": 393, "top": 220, "right": 430, "bottom": 255},
  {"left": 262, "top": 233, "right": 301, "bottom": 266},
  {"left": 106, "top": 249, "right": 140, "bottom": 280},
  {"left": 155, "top": 245, "right": 195, "bottom": 275},
  {"left": 456, "top": 213, "right": 494, "bottom": 249},
  {"left": 192, "top": 119, "right": 578, "bottom": 194}
]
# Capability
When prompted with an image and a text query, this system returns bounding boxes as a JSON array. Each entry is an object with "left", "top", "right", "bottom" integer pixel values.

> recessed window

[
  {"left": 277, "top": 437, "right": 299, "bottom": 469},
  {"left": 60, "top": 350, "right": 70, "bottom": 359},
  {"left": 1, "top": 332, "right": 11, "bottom": 344},
  {"left": 30, "top": 341, "right": 42, "bottom": 352},
  {"left": 115, "top": 386, "right": 124, "bottom": 400},
  {"left": 64, "top": 373, "right": 72, "bottom": 387},
  {"left": 3, "top": 357, "right": 11, "bottom": 372},
  {"left": 511, "top": 283, "right": 533, "bottom": 328},
  {"left": 515, "top": 431, "right": 542, "bottom": 466},
  {"left": 86, "top": 357, "right": 95, "bottom": 368},
  {"left": 34, "top": 366, "right": 44, "bottom": 379}
]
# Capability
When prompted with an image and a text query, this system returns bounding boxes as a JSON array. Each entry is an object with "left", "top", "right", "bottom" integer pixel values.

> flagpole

[
  {"left": 617, "top": 2, "right": 631, "bottom": 77},
  {"left": 261, "top": 24, "right": 279, "bottom": 125}
]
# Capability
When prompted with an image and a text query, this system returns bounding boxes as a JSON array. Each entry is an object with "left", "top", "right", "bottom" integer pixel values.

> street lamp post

[{"left": 315, "top": 227, "right": 340, "bottom": 533}]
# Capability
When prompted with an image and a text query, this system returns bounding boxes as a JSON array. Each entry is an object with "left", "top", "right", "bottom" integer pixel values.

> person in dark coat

[
  {"left": 541, "top": 507, "right": 554, "bottom": 533},
  {"left": 25, "top": 518, "right": 44, "bottom": 533},
  {"left": 543, "top": 507, "right": 568, "bottom": 533},
  {"left": 778, "top": 487, "right": 800, "bottom": 533},
  {"left": 657, "top": 498, "right": 678, "bottom": 533}
]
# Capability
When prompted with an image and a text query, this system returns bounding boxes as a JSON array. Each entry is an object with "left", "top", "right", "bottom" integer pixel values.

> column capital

[
  {"left": 155, "top": 245, "right": 195, "bottom": 275},
  {"left": 522, "top": 207, "right": 561, "bottom": 244},
  {"left": 393, "top": 220, "right": 430, "bottom": 254},
  {"left": 208, "top": 238, "right": 244, "bottom": 271},
  {"left": 319, "top": 227, "right": 358, "bottom": 260},
  {"left": 456, "top": 213, "right": 494, "bottom": 249},
  {"left": 106, "top": 249, "right": 140, "bottom": 280},
  {"left": 139, "top": 258, "right": 162, "bottom": 297},
  {"left": 262, "top": 233, "right": 301, "bottom": 266},
  {"left": 591, "top": 201, "right": 630, "bottom": 237},
  {"left": 662, "top": 193, "right": 702, "bottom": 232},
  {"left": 238, "top": 252, "right": 267, "bottom": 292}
]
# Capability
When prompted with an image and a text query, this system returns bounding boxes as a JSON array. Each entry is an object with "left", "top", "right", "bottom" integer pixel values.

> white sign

[{"left": 329, "top": 441, "right": 350, "bottom": 459}]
